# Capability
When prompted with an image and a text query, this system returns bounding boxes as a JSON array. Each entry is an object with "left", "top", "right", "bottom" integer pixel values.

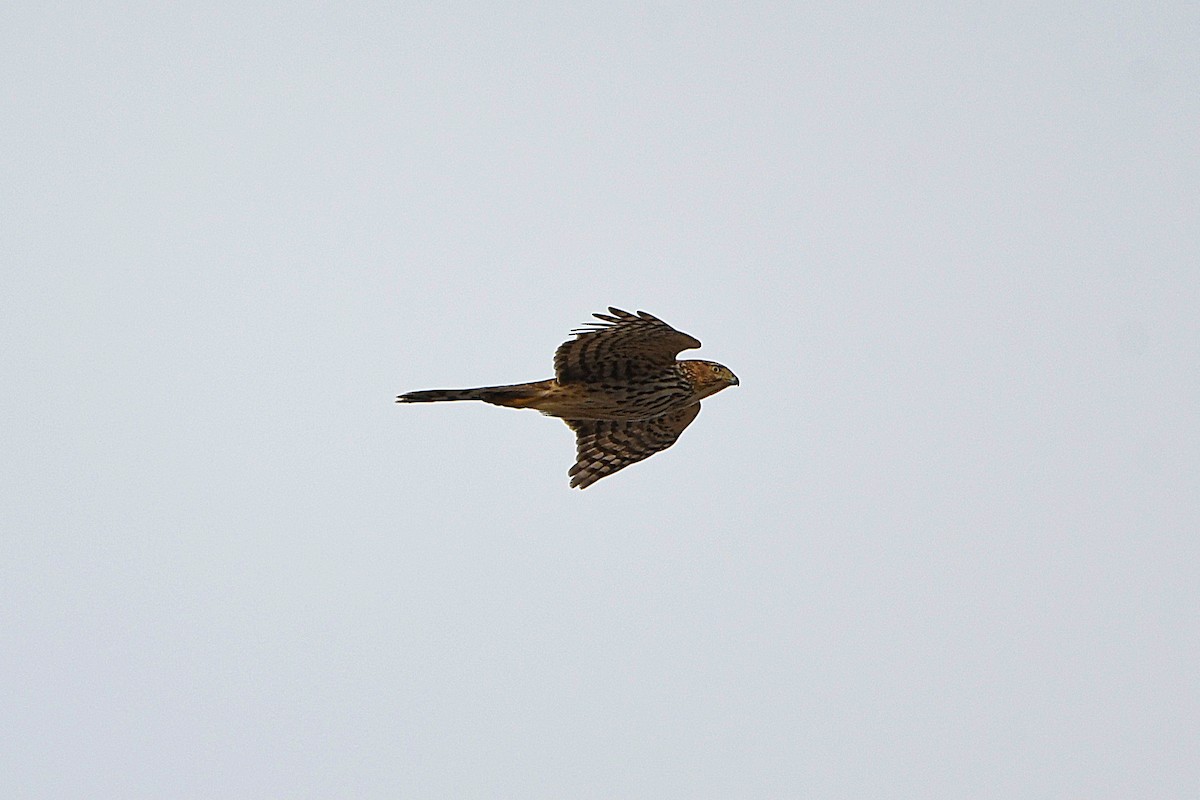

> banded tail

[{"left": 396, "top": 380, "right": 553, "bottom": 409}]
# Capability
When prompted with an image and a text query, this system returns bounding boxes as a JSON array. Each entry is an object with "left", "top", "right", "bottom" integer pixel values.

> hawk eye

[{"left": 711, "top": 365, "right": 721, "bottom": 373}]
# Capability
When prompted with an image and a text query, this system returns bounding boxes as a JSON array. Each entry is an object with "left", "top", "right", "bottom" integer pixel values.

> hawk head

[{"left": 683, "top": 360, "right": 740, "bottom": 399}]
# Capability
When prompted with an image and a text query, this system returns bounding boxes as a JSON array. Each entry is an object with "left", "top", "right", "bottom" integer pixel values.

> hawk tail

[{"left": 396, "top": 381, "right": 552, "bottom": 409}]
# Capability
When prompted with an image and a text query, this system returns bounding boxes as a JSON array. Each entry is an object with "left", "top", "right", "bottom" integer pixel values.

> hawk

[{"left": 396, "top": 308, "right": 738, "bottom": 488}]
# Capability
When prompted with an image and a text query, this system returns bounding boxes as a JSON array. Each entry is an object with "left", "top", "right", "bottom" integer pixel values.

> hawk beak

[{"left": 730, "top": 374, "right": 740, "bottom": 386}]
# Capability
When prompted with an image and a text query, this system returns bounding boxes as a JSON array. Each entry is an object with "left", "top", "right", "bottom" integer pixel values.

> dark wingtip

[{"left": 567, "top": 463, "right": 593, "bottom": 489}]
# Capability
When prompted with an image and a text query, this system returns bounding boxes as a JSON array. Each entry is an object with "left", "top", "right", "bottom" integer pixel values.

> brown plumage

[{"left": 396, "top": 308, "right": 738, "bottom": 488}]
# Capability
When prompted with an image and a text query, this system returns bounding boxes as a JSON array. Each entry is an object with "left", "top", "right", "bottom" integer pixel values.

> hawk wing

[
  {"left": 564, "top": 403, "right": 702, "bottom": 489},
  {"left": 554, "top": 308, "right": 701, "bottom": 384}
]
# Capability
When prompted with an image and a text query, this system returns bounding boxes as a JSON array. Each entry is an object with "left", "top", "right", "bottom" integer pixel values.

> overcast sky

[{"left": 3, "top": 2, "right": 1198, "bottom": 797}]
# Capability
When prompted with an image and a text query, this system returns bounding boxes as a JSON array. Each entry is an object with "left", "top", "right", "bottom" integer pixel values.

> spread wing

[
  {"left": 564, "top": 404, "right": 702, "bottom": 489},
  {"left": 554, "top": 308, "right": 701, "bottom": 384}
]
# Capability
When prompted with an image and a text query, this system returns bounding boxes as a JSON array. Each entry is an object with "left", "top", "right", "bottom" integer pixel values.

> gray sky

[{"left": 3, "top": 2, "right": 1198, "bottom": 797}]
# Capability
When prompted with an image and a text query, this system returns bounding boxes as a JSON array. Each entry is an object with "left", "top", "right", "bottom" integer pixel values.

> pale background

[{"left": 2, "top": 2, "right": 1198, "bottom": 797}]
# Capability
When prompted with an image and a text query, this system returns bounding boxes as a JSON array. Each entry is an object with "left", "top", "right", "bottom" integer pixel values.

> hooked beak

[{"left": 730, "top": 373, "right": 740, "bottom": 386}]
